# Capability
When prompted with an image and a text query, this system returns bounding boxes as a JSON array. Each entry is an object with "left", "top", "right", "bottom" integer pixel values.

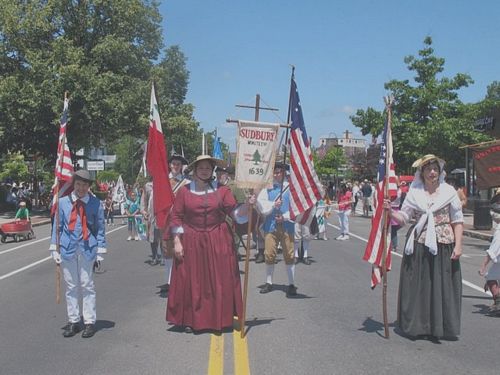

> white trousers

[
  {"left": 61, "top": 252, "right": 96, "bottom": 324},
  {"left": 338, "top": 210, "right": 351, "bottom": 235}
]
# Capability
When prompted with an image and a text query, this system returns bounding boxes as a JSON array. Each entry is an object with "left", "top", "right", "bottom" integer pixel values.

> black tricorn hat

[
  {"left": 274, "top": 161, "right": 289, "bottom": 171},
  {"left": 169, "top": 154, "right": 188, "bottom": 165},
  {"left": 216, "top": 165, "right": 235, "bottom": 174},
  {"left": 73, "top": 169, "right": 94, "bottom": 183}
]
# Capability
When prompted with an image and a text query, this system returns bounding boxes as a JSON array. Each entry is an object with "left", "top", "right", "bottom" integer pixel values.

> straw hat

[
  {"left": 411, "top": 154, "right": 445, "bottom": 170},
  {"left": 186, "top": 155, "right": 225, "bottom": 171}
]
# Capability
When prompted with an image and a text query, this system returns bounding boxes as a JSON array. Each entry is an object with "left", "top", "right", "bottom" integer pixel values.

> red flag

[
  {"left": 362, "top": 113, "right": 396, "bottom": 288},
  {"left": 51, "top": 97, "right": 74, "bottom": 216},
  {"left": 288, "top": 76, "right": 324, "bottom": 224},
  {"left": 146, "top": 84, "right": 174, "bottom": 229}
]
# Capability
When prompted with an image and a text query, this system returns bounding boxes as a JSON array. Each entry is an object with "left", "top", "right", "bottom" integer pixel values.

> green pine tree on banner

[{"left": 252, "top": 149, "right": 262, "bottom": 165}]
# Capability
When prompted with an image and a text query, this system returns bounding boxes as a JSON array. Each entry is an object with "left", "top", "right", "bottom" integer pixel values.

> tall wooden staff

[
  {"left": 54, "top": 92, "right": 69, "bottom": 304},
  {"left": 381, "top": 96, "right": 394, "bottom": 338},
  {"left": 227, "top": 95, "right": 282, "bottom": 338}
]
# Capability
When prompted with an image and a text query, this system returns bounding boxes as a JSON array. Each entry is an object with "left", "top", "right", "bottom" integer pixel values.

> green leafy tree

[
  {"left": 0, "top": 152, "right": 29, "bottom": 182},
  {"left": 314, "top": 146, "right": 346, "bottom": 179},
  {"left": 351, "top": 36, "right": 491, "bottom": 172},
  {"left": 111, "top": 135, "right": 143, "bottom": 185},
  {"left": 152, "top": 46, "right": 201, "bottom": 162},
  {"left": 350, "top": 107, "right": 385, "bottom": 143},
  {"left": 0, "top": 0, "right": 163, "bottom": 160}
]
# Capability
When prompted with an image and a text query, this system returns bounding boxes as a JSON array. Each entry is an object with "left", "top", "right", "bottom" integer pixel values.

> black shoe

[
  {"left": 260, "top": 283, "right": 273, "bottom": 294},
  {"left": 255, "top": 253, "right": 265, "bottom": 263},
  {"left": 184, "top": 326, "right": 193, "bottom": 333},
  {"left": 286, "top": 284, "right": 298, "bottom": 297},
  {"left": 151, "top": 258, "right": 159, "bottom": 266},
  {"left": 81, "top": 324, "right": 96, "bottom": 338},
  {"left": 63, "top": 322, "right": 81, "bottom": 337},
  {"left": 302, "top": 257, "right": 311, "bottom": 265}
]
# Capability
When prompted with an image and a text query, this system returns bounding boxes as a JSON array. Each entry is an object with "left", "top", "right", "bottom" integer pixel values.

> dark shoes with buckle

[
  {"left": 286, "top": 284, "right": 298, "bottom": 298},
  {"left": 63, "top": 322, "right": 82, "bottom": 337},
  {"left": 81, "top": 324, "right": 96, "bottom": 338},
  {"left": 255, "top": 253, "right": 265, "bottom": 263},
  {"left": 260, "top": 283, "right": 273, "bottom": 294}
]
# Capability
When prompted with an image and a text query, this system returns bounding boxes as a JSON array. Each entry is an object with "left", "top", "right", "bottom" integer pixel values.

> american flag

[
  {"left": 288, "top": 76, "right": 324, "bottom": 224},
  {"left": 51, "top": 97, "right": 74, "bottom": 215},
  {"left": 362, "top": 109, "right": 397, "bottom": 288}
]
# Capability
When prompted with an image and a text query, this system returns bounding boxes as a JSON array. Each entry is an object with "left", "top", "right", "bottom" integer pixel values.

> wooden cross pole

[{"left": 226, "top": 94, "right": 281, "bottom": 339}]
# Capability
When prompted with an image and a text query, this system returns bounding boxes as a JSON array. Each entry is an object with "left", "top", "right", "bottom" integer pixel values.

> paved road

[{"left": 0, "top": 214, "right": 498, "bottom": 375}]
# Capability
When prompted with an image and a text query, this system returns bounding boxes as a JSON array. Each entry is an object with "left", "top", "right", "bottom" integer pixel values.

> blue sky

[{"left": 159, "top": 0, "right": 500, "bottom": 150}]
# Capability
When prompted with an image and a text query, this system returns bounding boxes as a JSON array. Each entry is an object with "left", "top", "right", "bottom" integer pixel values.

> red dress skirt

[{"left": 166, "top": 185, "right": 243, "bottom": 331}]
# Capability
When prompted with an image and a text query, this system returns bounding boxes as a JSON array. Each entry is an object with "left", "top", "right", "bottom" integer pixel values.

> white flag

[{"left": 235, "top": 121, "right": 280, "bottom": 190}]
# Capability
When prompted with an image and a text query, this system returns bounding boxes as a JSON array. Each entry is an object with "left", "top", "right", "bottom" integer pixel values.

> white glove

[{"left": 51, "top": 251, "right": 61, "bottom": 264}]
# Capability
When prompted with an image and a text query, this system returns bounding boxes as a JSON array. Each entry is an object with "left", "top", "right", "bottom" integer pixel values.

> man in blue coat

[{"left": 49, "top": 169, "right": 107, "bottom": 338}]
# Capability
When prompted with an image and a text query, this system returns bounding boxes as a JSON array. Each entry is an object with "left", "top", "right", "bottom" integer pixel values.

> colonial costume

[
  {"left": 256, "top": 162, "right": 297, "bottom": 297},
  {"left": 161, "top": 154, "right": 190, "bottom": 280},
  {"left": 396, "top": 155, "right": 463, "bottom": 338},
  {"left": 49, "top": 170, "right": 106, "bottom": 338},
  {"left": 166, "top": 155, "right": 245, "bottom": 332}
]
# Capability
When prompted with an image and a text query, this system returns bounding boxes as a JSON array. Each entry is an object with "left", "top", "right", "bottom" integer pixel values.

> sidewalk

[
  {"left": 0, "top": 210, "right": 494, "bottom": 242},
  {"left": 462, "top": 212, "right": 493, "bottom": 242},
  {"left": 0, "top": 209, "right": 51, "bottom": 228}
]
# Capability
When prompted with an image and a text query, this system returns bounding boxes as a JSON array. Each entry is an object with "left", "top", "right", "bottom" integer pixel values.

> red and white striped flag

[
  {"left": 51, "top": 97, "right": 74, "bottom": 215},
  {"left": 288, "top": 75, "right": 324, "bottom": 224},
  {"left": 362, "top": 111, "right": 397, "bottom": 288}
]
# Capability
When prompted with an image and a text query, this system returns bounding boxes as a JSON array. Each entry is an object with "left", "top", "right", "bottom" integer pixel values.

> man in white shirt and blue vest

[
  {"left": 256, "top": 162, "right": 297, "bottom": 297},
  {"left": 50, "top": 169, "right": 107, "bottom": 338}
]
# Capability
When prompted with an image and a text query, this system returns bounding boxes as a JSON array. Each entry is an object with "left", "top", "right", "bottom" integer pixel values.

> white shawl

[{"left": 403, "top": 181, "right": 458, "bottom": 256}]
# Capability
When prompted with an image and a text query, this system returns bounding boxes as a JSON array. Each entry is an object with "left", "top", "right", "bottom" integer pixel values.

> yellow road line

[
  {"left": 233, "top": 329, "right": 251, "bottom": 375},
  {"left": 208, "top": 333, "right": 224, "bottom": 375}
]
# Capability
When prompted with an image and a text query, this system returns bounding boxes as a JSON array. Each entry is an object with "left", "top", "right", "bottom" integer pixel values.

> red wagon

[{"left": 0, "top": 220, "right": 35, "bottom": 243}]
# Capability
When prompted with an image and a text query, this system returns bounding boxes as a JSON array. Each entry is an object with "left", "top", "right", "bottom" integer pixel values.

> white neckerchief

[
  {"left": 189, "top": 180, "right": 217, "bottom": 195},
  {"left": 403, "top": 180, "right": 456, "bottom": 255}
]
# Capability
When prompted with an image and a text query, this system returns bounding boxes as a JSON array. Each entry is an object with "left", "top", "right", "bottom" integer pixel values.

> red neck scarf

[{"left": 68, "top": 199, "right": 89, "bottom": 241}]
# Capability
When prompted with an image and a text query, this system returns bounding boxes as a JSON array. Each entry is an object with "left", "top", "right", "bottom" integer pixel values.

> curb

[
  {"left": 32, "top": 219, "right": 51, "bottom": 228},
  {"left": 463, "top": 230, "right": 492, "bottom": 242}
]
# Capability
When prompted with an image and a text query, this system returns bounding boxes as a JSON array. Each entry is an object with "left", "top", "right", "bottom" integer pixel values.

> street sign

[
  {"left": 100, "top": 155, "right": 116, "bottom": 163},
  {"left": 86, "top": 160, "right": 105, "bottom": 171}
]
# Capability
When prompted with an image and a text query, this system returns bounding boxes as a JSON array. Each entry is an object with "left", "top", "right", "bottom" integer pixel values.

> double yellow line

[{"left": 207, "top": 325, "right": 250, "bottom": 374}]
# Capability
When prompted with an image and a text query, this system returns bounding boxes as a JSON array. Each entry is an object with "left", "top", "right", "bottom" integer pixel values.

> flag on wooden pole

[
  {"left": 146, "top": 84, "right": 174, "bottom": 229},
  {"left": 288, "top": 75, "right": 324, "bottom": 224},
  {"left": 51, "top": 96, "right": 74, "bottom": 216},
  {"left": 362, "top": 108, "right": 397, "bottom": 288}
]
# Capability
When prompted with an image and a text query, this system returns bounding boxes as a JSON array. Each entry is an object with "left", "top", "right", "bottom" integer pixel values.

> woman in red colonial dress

[{"left": 166, "top": 155, "right": 252, "bottom": 333}]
